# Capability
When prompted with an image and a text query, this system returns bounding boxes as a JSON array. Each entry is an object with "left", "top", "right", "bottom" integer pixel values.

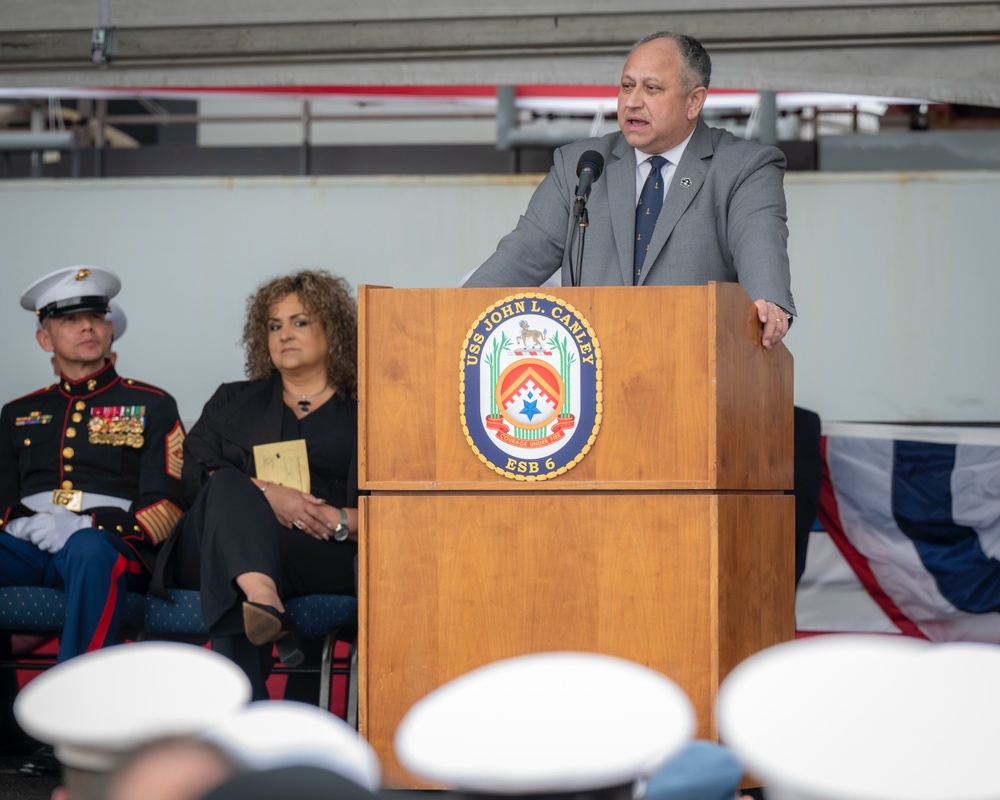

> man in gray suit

[{"left": 464, "top": 31, "right": 795, "bottom": 350}]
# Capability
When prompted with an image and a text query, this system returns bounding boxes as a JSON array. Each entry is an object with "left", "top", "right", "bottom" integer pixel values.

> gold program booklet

[{"left": 253, "top": 439, "right": 310, "bottom": 493}]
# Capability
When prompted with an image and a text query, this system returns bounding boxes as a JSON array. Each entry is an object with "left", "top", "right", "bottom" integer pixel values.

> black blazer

[
  {"left": 151, "top": 374, "right": 358, "bottom": 596},
  {"left": 182, "top": 373, "right": 359, "bottom": 508}
]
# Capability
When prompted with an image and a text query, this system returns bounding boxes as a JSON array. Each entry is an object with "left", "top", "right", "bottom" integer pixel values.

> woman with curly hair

[{"left": 153, "top": 270, "right": 359, "bottom": 699}]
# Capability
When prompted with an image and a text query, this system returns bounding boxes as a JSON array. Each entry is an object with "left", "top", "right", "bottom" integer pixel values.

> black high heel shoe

[{"left": 242, "top": 601, "right": 304, "bottom": 667}]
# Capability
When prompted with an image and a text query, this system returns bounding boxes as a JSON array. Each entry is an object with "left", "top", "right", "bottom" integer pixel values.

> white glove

[
  {"left": 4, "top": 509, "right": 71, "bottom": 542},
  {"left": 27, "top": 505, "right": 93, "bottom": 554},
  {"left": 3, "top": 515, "right": 36, "bottom": 541}
]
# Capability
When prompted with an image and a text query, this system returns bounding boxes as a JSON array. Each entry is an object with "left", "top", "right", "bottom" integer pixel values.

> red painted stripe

[
  {"left": 121, "top": 84, "right": 498, "bottom": 98},
  {"left": 816, "top": 436, "right": 928, "bottom": 640},
  {"left": 113, "top": 84, "right": 751, "bottom": 99},
  {"left": 86, "top": 553, "right": 128, "bottom": 652},
  {"left": 795, "top": 630, "right": 905, "bottom": 639}
]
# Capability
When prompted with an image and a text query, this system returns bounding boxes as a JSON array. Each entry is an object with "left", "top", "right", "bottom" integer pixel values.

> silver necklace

[{"left": 284, "top": 384, "right": 329, "bottom": 414}]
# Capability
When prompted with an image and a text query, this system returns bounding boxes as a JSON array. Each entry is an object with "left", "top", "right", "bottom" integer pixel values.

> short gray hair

[{"left": 628, "top": 31, "right": 712, "bottom": 92}]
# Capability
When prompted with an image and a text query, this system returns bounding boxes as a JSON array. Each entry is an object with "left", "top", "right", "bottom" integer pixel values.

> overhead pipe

[
  {"left": 0, "top": 131, "right": 75, "bottom": 150},
  {"left": 496, "top": 86, "right": 604, "bottom": 150}
]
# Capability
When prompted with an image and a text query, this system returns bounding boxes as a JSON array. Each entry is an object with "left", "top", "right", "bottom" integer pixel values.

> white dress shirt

[{"left": 633, "top": 127, "right": 697, "bottom": 205}]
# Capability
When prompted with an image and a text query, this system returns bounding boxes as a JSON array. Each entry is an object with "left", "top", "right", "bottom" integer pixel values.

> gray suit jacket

[{"left": 464, "top": 120, "right": 795, "bottom": 315}]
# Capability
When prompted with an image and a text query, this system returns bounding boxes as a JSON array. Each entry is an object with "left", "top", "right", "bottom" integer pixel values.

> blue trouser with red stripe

[{"left": 0, "top": 528, "right": 145, "bottom": 662}]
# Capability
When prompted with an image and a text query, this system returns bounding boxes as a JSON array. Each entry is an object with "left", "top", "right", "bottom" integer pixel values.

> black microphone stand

[
  {"left": 572, "top": 207, "right": 589, "bottom": 288},
  {"left": 568, "top": 192, "right": 590, "bottom": 287},
  {"left": 565, "top": 151, "right": 603, "bottom": 286}
]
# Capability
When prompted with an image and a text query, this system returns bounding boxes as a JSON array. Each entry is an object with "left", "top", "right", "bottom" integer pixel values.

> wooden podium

[{"left": 357, "top": 283, "right": 794, "bottom": 787}]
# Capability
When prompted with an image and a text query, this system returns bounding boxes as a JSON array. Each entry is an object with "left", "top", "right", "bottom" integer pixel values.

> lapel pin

[{"left": 679, "top": 177, "right": 692, "bottom": 188}]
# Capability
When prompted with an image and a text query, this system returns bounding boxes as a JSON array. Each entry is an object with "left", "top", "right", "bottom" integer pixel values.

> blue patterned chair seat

[
  {"left": 0, "top": 586, "right": 145, "bottom": 633},
  {"left": 0, "top": 587, "right": 357, "bottom": 720},
  {"left": 143, "top": 589, "right": 357, "bottom": 638},
  {"left": 0, "top": 586, "right": 146, "bottom": 672},
  {"left": 286, "top": 593, "right": 358, "bottom": 638},
  {"left": 143, "top": 589, "right": 208, "bottom": 637},
  {"left": 142, "top": 588, "right": 358, "bottom": 721}
]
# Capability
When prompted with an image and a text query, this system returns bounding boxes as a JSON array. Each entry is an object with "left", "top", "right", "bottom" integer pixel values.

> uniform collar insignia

[{"left": 58, "top": 361, "right": 118, "bottom": 398}]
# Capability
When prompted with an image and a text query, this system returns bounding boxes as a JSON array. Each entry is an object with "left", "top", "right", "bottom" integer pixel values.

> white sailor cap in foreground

[
  {"left": 717, "top": 635, "right": 1000, "bottom": 800},
  {"left": 14, "top": 642, "right": 251, "bottom": 772},
  {"left": 20, "top": 265, "right": 121, "bottom": 320},
  {"left": 204, "top": 700, "right": 381, "bottom": 791},
  {"left": 395, "top": 651, "right": 694, "bottom": 794}
]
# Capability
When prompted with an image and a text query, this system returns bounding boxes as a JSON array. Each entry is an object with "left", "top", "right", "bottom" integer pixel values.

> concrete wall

[
  {"left": 0, "top": 171, "right": 997, "bottom": 423},
  {"left": 819, "top": 131, "right": 1000, "bottom": 171},
  {"left": 786, "top": 171, "right": 999, "bottom": 422}
]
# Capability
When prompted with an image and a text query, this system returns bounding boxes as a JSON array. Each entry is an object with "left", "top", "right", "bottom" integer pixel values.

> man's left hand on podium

[{"left": 755, "top": 298, "right": 791, "bottom": 350}]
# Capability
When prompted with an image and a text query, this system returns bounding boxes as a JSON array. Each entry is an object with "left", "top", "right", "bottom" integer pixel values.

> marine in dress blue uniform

[{"left": 0, "top": 266, "right": 186, "bottom": 664}]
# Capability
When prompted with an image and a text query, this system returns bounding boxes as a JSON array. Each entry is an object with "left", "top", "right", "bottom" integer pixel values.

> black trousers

[{"left": 169, "top": 468, "right": 357, "bottom": 697}]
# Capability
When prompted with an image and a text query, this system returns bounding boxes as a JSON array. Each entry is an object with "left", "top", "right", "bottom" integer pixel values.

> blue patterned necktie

[{"left": 633, "top": 155, "right": 668, "bottom": 285}]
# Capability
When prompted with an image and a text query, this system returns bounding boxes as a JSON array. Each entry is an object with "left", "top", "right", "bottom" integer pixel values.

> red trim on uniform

[
  {"left": 4, "top": 384, "right": 57, "bottom": 404},
  {"left": 59, "top": 401, "right": 73, "bottom": 484},
  {"left": 86, "top": 552, "right": 128, "bottom": 652},
  {"left": 117, "top": 537, "right": 153, "bottom": 574},
  {"left": 55, "top": 363, "right": 165, "bottom": 401},
  {"left": 107, "top": 380, "right": 166, "bottom": 398},
  {"left": 72, "top": 375, "right": 121, "bottom": 401},
  {"left": 56, "top": 360, "right": 117, "bottom": 399}
]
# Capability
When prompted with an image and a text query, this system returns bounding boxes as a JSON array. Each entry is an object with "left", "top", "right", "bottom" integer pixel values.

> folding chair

[
  {"left": 142, "top": 588, "right": 358, "bottom": 724},
  {"left": 0, "top": 586, "right": 146, "bottom": 671}
]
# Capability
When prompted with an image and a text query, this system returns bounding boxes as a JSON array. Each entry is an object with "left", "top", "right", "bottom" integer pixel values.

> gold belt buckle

[{"left": 52, "top": 489, "right": 83, "bottom": 512}]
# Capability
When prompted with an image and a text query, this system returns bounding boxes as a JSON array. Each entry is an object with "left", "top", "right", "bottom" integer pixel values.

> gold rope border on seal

[{"left": 459, "top": 292, "right": 604, "bottom": 482}]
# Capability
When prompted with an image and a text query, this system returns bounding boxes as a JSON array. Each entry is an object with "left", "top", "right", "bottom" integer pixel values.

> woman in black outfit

[{"left": 155, "top": 270, "right": 359, "bottom": 699}]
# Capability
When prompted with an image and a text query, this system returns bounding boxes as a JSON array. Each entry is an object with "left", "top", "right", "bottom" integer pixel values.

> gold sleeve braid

[{"left": 135, "top": 499, "right": 183, "bottom": 544}]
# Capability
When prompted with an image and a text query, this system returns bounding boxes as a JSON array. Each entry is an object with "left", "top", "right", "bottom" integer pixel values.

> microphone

[{"left": 572, "top": 150, "right": 605, "bottom": 218}]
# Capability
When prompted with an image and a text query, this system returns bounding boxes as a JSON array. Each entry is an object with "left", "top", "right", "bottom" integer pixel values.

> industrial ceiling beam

[
  {"left": 1, "top": 5, "right": 997, "bottom": 72},
  {"left": 0, "top": 4, "right": 997, "bottom": 106}
]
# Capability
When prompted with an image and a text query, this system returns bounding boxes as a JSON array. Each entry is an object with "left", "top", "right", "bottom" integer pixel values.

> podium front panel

[
  {"left": 358, "top": 491, "right": 794, "bottom": 787},
  {"left": 359, "top": 284, "right": 792, "bottom": 491}
]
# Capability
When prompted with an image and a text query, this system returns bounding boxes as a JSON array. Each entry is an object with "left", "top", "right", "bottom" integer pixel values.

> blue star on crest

[{"left": 520, "top": 398, "right": 541, "bottom": 421}]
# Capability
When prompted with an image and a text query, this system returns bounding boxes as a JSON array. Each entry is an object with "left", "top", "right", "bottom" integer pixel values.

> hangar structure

[
  {"left": 0, "top": 2, "right": 999, "bottom": 694},
  {"left": 1, "top": 0, "right": 998, "bottom": 107}
]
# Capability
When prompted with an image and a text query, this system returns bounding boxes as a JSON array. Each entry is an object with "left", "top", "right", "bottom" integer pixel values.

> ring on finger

[{"left": 293, "top": 520, "right": 304, "bottom": 530}]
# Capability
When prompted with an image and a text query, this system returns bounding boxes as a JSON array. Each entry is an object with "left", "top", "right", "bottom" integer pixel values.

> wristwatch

[{"left": 332, "top": 508, "right": 350, "bottom": 542}]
